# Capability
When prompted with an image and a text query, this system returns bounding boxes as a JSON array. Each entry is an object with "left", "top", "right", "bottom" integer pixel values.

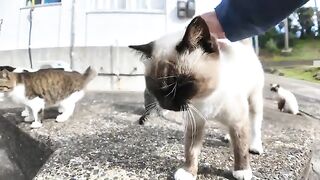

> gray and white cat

[
  {"left": 270, "top": 83, "right": 299, "bottom": 115},
  {"left": 130, "top": 16, "right": 264, "bottom": 180}
]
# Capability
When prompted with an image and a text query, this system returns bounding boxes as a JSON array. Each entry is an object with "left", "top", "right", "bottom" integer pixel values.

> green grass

[
  {"left": 278, "top": 67, "right": 320, "bottom": 83},
  {"left": 260, "top": 39, "right": 320, "bottom": 61}
]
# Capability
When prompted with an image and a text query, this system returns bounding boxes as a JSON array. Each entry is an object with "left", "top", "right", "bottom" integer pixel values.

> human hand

[{"left": 201, "top": 12, "right": 225, "bottom": 39}]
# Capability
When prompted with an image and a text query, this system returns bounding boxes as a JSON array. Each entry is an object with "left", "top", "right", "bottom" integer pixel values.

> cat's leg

[
  {"left": 174, "top": 118, "right": 205, "bottom": 180},
  {"left": 21, "top": 106, "right": 30, "bottom": 117},
  {"left": 223, "top": 133, "right": 231, "bottom": 143},
  {"left": 23, "top": 107, "right": 34, "bottom": 122},
  {"left": 0, "top": 92, "right": 4, "bottom": 102},
  {"left": 56, "top": 91, "right": 84, "bottom": 122},
  {"left": 56, "top": 100, "right": 75, "bottom": 123},
  {"left": 139, "top": 89, "right": 157, "bottom": 125},
  {"left": 229, "top": 120, "right": 252, "bottom": 180},
  {"left": 28, "top": 97, "right": 45, "bottom": 128},
  {"left": 248, "top": 89, "right": 264, "bottom": 155}
]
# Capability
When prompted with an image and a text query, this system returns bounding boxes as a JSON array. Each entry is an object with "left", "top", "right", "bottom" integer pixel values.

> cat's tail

[{"left": 82, "top": 66, "right": 97, "bottom": 87}]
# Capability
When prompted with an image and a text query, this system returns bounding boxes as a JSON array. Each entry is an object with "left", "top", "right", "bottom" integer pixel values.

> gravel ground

[{"left": 0, "top": 89, "right": 318, "bottom": 180}]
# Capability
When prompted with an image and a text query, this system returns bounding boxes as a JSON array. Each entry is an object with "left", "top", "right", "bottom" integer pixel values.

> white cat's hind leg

[
  {"left": 56, "top": 103, "right": 75, "bottom": 122},
  {"left": 21, "top": 107, "right": 30, "bottom": 117},
  {"left": 27, "top": 97, "right": 45, "bottom": 128},
  {"left": 56, "top": 91, "right": 84, "bottom": 123},
  {"left": 23, "top": 107, "right": 34, "bottom": 122},
  {"left": 0, "top": 92, "right": 4, "bottom": 102}
]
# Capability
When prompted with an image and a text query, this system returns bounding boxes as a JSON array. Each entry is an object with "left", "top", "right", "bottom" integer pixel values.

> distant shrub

[
  {"left": 259, "top": 28, "right": 279, "bottom": 49},
  {"left": 259, "top": 27, "right": 296, "bottom": 50},
  {"left": 265, "top": 39, "right": 279, "bottom": 53}
]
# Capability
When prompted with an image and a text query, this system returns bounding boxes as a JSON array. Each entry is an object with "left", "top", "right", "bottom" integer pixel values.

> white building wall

[
  {"left": 0, "top": 0, "right": 21, "bottom": 50},
  {"left": 0, "top": 0, "right": 221, "bottom": 91},
  {"left": 0, "top": 0, "right": 220, "bottom": 50}
]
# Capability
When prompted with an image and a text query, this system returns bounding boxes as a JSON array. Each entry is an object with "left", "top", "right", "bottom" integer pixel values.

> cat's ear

[
  {"left": 176, "top": 16, "right": 218, "bottom": 54},
  {"left": 0, "top": 69, "right": 9, "bottom": 79},
  {"left": 129, "top": 42, "right": 154, "bottom": 58}
]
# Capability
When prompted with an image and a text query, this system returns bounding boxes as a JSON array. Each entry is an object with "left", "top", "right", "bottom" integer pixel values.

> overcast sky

[{"left": 305, "top": 0, "right": 320, "bottom": 8}]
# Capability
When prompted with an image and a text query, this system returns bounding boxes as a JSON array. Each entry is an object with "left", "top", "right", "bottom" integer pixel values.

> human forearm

[{"left": 214, "top": 0, "right": 309, "bottom": 41}]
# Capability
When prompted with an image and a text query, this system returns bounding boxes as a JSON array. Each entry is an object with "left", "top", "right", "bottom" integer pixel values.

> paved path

[{"left": 0, "top": 74, "right": 319, "bottom": 180}]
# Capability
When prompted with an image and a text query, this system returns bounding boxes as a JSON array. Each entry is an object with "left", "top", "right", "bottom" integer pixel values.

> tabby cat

[{"left": 0, "top": 67, "right": 96, "bottom": 128}]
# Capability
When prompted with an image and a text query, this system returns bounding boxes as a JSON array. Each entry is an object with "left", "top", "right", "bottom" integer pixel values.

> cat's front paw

[
  {"left": 138, "top": 116, "right": 147, "bottom": 125},
  {"left": 223, "top": 134, "right": 231, "bottom": 143},
  {"left": 24, "top": 116, "right": 34, "bottom": 122},
  {"left": 233, "top": 168, "right": 252, "bottom": 180},
  {"left": 21, "top": 109, "right": 30, "bottom": 117},
  {"left": 249, "top": 140, "right": 263, "bottom": 155},
  {"left": 56, "top": 114, "right": 68, "bottom": 122},
  {"left": 30, "top": 121, "right": 42, "bottom": 128},
  {"left": 174, "top": 168, "right": 196, "bottom": 180}
]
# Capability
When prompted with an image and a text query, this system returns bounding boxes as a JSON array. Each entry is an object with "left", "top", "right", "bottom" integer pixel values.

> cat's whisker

[
  {"left": 165, "top": 82, "right": 177, "bottom": 98},
  {"left": 186, "top": 105, "right": 196, "bottom": 149},
  {"left": 161, "top": 82, "right": 175, "bottom": 89},
  {"left": 182, "top": 105, "right": 189, "bottom": 138},
  {"left": 158, "top": 75, "right": 177, "bottom": 80},
  {"left": 171, "top": 82, "right": 178, "bottom": 100},
  {"left": 189, "top": 104, "right": 207, "bottom": 122}
]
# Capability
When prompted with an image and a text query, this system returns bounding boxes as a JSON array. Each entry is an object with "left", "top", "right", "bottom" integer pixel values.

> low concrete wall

[{"left": 0, "top": 46, "right": 146, "bottom": 91}]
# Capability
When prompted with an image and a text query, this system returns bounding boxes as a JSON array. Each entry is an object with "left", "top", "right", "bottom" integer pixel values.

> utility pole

[
  {"left": 253, "top": 36, "right": 259, "bottom": 55},
  {"left": 69, "top": 0, "right": 75, "bottom": 70},
  {"left": 28, "top": 7, "right": 34, "bottom": 69},
  {"left": 282, "top": 18, "right": 292, "bottom": 53}
]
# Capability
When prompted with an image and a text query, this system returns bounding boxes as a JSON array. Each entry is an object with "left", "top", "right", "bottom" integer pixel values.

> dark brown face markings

[
  {"left": 145, "top": 59, "right": 200, "bottom": 111},
  {"left": 270, "top": 84, "right": 280, "bottom": 92},
  {"left": 128, "top": 42, "right": 154, "bottom": 59},
  {"left": 176, "top": 16, "right": 219, "bottom": 55},
  {"left": 0, "top": 66, "right": 16, "bottom": 72},
  {"left": 129, "top": 17, "right": 220, "bottom": 112}
]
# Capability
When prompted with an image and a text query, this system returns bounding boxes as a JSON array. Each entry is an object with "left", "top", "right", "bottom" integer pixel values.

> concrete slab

[{"left": 0, "top": 74, "right": 319, "bottom": 180}]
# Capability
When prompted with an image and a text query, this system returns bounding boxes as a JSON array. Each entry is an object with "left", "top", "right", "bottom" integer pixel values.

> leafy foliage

[{"left": 297, "top": 7, "right": 315, "bottom": 38}]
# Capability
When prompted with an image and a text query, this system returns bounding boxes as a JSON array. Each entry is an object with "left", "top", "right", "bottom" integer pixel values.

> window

[
  {"left": 90, "top": 0, "right": 165, "bottom": 13},
  {"left": 26, "top": 0, "right": 61, "bottom": 6}
]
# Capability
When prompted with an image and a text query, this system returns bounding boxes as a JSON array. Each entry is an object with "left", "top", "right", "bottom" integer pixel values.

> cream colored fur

[{"left": 150, "top": 36, "right": 264, "bottom": 180}]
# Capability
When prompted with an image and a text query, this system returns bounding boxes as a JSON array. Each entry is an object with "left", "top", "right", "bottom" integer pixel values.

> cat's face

[
  {"left": 270, "top": 83, "right": 280, "bottom": 93},
  {"left": 130, "top": 16, "right": 220, "bottom": 111},
  {"left": 0, "top": 70, "right": 16, "bottom": 92}
]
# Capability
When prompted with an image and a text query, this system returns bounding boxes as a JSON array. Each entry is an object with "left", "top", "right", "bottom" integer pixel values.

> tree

[{"left": 297, "top": 7, "right": 315, "bottom": 38}]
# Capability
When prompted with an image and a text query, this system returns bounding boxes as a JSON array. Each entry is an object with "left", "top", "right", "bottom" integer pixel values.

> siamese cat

[
  {"left": 270, "top": 83, "right": 299, "bottom": 115},
  {"left": 0, "top": 67, "right": 96, "bottom": 128},
  {"left": 129, "top": 16, "right": 264, "bottom": 180}
]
